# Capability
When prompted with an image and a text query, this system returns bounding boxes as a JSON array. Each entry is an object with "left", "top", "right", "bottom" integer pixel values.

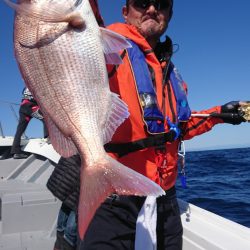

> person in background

[
  {"left": 11, "top": 87, "right": 48, "bottom": 159},
  {"left": 48, "top": 1, "right": 247, "bottom": 250}
]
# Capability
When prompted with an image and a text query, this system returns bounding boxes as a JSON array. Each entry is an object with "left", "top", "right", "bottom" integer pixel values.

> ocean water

[{"left": 176, "top": 147, "right": 250, "bottom": 228}]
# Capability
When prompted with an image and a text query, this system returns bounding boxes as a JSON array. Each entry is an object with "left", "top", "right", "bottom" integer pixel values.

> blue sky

[{"left": 0, "top": 0, "right": 250, "bottom": 151}]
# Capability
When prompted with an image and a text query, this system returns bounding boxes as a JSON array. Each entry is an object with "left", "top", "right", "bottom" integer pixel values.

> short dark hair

[
  {"left": 126, "top": 0, "right": 173, "bottom": 9},
  {"left": 126, "top": 0, "right": 173, "bottom": 18}
]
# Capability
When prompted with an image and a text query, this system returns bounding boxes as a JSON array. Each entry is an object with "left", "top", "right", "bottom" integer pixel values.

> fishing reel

[
  {"left": 238, "top": 102, "right": 250, "bottom": 122},
  {"left": 191, "top": 101, "right": 250, "bottom": 124}
]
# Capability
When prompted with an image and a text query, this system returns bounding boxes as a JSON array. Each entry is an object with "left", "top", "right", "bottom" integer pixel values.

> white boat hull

[{"left": 0, "top": 138, "right": 249, "bottom": 250}]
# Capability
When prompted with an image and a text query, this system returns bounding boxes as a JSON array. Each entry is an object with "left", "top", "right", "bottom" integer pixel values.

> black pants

[
  {"left": 11, "top": 104, "right": 48, "bottom": 154},
  {"left": 79, "top": 187, "right": 183, "bottom": 250}
]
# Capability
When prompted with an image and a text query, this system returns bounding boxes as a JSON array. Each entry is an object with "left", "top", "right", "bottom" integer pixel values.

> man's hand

[{"left": 220, "top": 101, "right": 247, "bottom": 125}]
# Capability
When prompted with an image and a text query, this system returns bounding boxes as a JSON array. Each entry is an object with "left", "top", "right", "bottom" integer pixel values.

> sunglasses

[{"left": 131, "top": 0, "right": 171, "bottom": 11}]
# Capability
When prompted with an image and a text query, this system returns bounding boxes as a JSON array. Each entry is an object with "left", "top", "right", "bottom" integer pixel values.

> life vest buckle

[{"left": 166, "top": 116, "right": 180, "bottom": 140}]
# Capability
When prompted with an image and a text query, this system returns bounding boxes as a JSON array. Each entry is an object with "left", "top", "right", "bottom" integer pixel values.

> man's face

[{"left": 123, "top": 0, "right": 172, "bottom": 41}]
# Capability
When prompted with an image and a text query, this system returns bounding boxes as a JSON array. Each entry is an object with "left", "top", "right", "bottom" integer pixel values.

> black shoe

[{"left": 13, "top": 153, "right": 29, "bottom": 159}]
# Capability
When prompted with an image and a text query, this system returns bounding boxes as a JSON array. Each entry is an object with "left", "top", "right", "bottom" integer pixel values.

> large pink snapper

[{"left": 5, "top": 0, "right": 165, "bottom": 238}]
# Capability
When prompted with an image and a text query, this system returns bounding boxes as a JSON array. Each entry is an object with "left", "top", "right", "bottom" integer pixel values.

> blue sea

[{"left": 175, "top": 147, "right": 250, "bottom": 228}]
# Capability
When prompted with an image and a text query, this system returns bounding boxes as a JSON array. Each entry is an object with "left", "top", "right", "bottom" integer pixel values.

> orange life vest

[{"left": 107, "top": 23, "right": 223, "bottom": 190}]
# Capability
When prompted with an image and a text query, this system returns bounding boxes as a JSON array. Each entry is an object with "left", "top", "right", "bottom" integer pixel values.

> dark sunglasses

[{"left": 131, "top": 0, "right": 171, "bottom": 11}]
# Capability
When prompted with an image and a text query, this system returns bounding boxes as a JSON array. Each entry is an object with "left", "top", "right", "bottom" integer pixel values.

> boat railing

[
  {"left": 0, "top": 120, "right": 4, "bottom": 138},
  {"left": 0, "top": 99, "right": 28, "bottom": 139}
]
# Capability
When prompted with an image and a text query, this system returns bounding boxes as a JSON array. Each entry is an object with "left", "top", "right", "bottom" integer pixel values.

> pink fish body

[{"left": 5, "top": 0, "right": 165, "bottom": 239}]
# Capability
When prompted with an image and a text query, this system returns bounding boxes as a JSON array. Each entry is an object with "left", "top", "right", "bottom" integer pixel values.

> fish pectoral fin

[
  {"left": 104, "top": 53, "right": 124, "bottom": 65},
  {"left": 100, "top": 27, "right": 132, "bottom": 65},
  {"left": 78, "top": 155, "right": 165, "bottom": 239},
  {"left": 45, "top": 115, "right": 78, "bottom": 158},
  {"left": 102, "top": 93, "right": 129, "bottom": 145},
  {"left": 4, "top": 0, "right": 79, "bottom": 23}
]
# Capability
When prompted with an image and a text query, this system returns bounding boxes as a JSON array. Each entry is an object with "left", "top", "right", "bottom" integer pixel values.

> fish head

[{"left": 5, "top": 0, "right": 98, "bottom": 31}]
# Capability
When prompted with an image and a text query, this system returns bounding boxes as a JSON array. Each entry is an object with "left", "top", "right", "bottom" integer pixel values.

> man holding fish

[
  {"left": 79, "top": 0, "right": 248, "bottom": 249},
  {"left": 55, "top": 1, "right": 247, "bottom": 249},
  {"left": 4, "top": 0, "right": 248, "bottom": 249}
]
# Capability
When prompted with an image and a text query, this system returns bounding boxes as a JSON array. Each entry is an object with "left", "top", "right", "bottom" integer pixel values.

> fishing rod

[
  {"left": 0, "top": 99, "right": 19, "bottom": 106},
  {"left": 191, "top": 102, "right": 250, "bottom": 122}
]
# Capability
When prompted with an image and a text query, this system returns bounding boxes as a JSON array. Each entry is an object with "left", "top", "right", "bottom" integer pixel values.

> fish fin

[
  {"left": 45, "top": 116, "right": 78, "bottom": 158},
  {"left": 104, "top": 53, "right": 124, "bottom": 65},
  {"left": 78, "top": 154, "right": 165, "bottom": 239},
  {"left": 4, "top": 0, "right": 77, "bottom": 22},
  {"left": 100, "top": 27, "right": 131, "bottom": 65},
  {"left": 102, "top": 93, "right": 129, "bottom": 144}
]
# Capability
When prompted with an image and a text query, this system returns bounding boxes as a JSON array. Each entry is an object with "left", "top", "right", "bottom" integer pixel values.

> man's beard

[{"left": 140, "top": 25, "right": 165, "bottom": 41}]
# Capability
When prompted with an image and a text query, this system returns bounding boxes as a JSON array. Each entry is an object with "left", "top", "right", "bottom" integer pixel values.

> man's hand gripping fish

[{"left": 4, "top": 0, "right": 165, "bottom": 239}]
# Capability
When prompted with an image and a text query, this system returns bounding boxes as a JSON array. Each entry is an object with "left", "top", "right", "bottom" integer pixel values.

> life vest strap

[{"left": 104, "top": 130, "right": 176, "bottom": 158}]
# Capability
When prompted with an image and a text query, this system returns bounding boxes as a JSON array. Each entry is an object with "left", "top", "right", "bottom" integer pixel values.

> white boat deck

[{"left": 0, "top": 137, "right": 250, "bottom": 250}]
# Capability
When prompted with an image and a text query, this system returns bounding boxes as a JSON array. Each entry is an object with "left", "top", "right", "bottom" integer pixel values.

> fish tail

[
  {"left": 78, "top": 155, "right": 165, "bottom": 239},
  {"left": 4, "top": 0, "right": 78, "bottom": 23}
]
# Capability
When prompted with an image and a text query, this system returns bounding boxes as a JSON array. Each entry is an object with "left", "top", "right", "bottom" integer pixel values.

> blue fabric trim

[
  {"left": 169, "top": 63, "right": 191, "bottom": 121},
  {"left": 127, "top": 42, "right": 154, "bottom": 94},
  {"left": 127, "top": 40, "right": 165, "bottom": 133},
  {"left": 127, "top": 40, "right": 191, "bottom": 134}
]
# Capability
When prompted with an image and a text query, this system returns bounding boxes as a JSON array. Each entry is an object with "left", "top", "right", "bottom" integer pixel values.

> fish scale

[{"left": 5, "top": 0, "right": 165, "bottom": 239}]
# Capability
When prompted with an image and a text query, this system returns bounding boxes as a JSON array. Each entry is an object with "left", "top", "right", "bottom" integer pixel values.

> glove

[{"left": 220, "top": 101, "right": 246, "bottom": 125}]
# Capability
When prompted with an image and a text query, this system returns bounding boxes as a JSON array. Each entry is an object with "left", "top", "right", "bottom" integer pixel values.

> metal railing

[{"left": 0, "top": 99, "right": 21, "bottom": 138}]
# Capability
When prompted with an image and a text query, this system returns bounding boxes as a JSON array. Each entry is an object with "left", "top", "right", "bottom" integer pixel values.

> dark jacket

[{"left": 47, "top": 154, "right": 81, "bottom": 211}]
